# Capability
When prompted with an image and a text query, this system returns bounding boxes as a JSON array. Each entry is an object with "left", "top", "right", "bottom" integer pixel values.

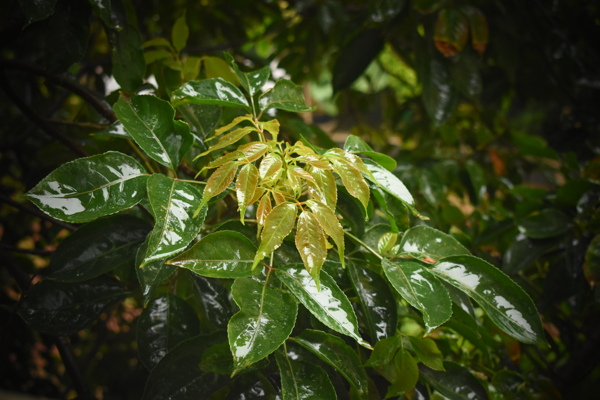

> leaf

[
  {"left": 94, "top": 121, "right": 131, "bottom": 139},
  {"left": 171, "top": 12, "right": 189, "bottom": 52},
  {"left": 365, "top": 335, "right": 401, "bottom": 367},
  {"left": 18, "top": 276, "right": 127, "bottom": 336},
  {"left": 87, "top": 0, "right": 120, "bottom": 29},
  {"left": 584, "top": 235, "right": 600, "bottom": 288},
  {"left": 141, "top": 174, "right": 206, "bottom": 266},
  {"left": 408, "top": 336, "right": 445, "bottom": 371},
  {"left": 462, "top": 6, "right": 489, "bottom": 54},
  {"left": 171, "top": 78, "right": 251, "bottom": 111},
  {"left": 252, "top": 202, "right": 298, "bottom": 269},
  {"left": 387, "top": 348, "right": 419, "bottom": 396},
  {"left": 275, "top": 350, "right": 337, "bottom": 400},
  {"left": 256, "top": 193, "right": 273, "bottom": 226},
  {"left": 203, "top": 126, "right": 255, "bottom": 156},
  {"left": 135, "top": 237, "right": 177, "bottom": 304},
  {"left": 224, "top": 53, "right": 271, "bottom": 97},
  {"left": 199, "top": 343, "right": 233, "bottom": 375},
  {"left": 419, "top": 362, "right": 488, "bottom": 400},
  {"left": 332, "top": 29, "right": 385, "bottom": 93},
  {"left": 503, "top": 235, "right": 559, "bottom": 275},
  {"left": 331, "top": 159, "right": 370, "bottom": 211},
  {"left": 109, "top": 24, "right": 146, "bottom": 92},
  {"left": 347, "top": 261, "right": 397, "bottom": 341},
  {"left": 178, "top": 104, "right": 222, "bottom": 140},
  {"left": 26, "top": 151, "right": 148, "bottom": 223},
  {"left": 202, "top": 56, "right": 239, "bottom": 84},
  {"left": 421, "top": 57, "right": 457, "bottom": 126},
  {"left": 363, "top": 159, "right": 418, "bottom": 216},
  {"left": 258, "top": 79, "right": 313, "bottom": 113},
  {"left": 259, "top": 153, "right": 283, "bottom": 179},
  {"left": 518, "top": 209, "right": 570, "bottom": 239},
  {"left": 114, "top": 94, "right": 193, "bottom": 170},
  {"left": 236, "top": 163, "right": 259, "bottom": 221},
  {"left": 430, "top": 255, "right": 546, "bottom": 344},
  {"left": 295, "top": 211, "right": 328, "bottom": 286},
  {"left": 228, "top": 277, "right": 298, "bottom": 373},
  {"left": 142, "top": 334, "right": 230, "bottom": 400},
  {"left": 199, "top": 161, "right": 238, "bottom": 209},
  {"left": 344, "top": 135, "right": 396, "bottom": 171},
  {"left": 187, "top": 274, "right": 234, "bottom": 330},
  {"left": 306, "top": 200, "right": 345, "bottom": 268},
  {"left": 398, "top": 225, "right": 470, "bottom": 263},
  {"left": 46, "top": 215, "right": 150, "bottom": 282},
  {"left": 292, "top": 329, "right": 369, "bottom": 396},
  {"left": 168, "top": 231, "right": 257, "bottom": 278},
  {"left": 276, "top": 264, "right": 371, "bottom": 348},
  {"left": 434, "top": 8, "right": 469, "bottom": 57},
  {"left": 382, "top": 259, "right": 452, "bottom": 334},
  {"left": 309, "top": 169, "right": 337, "bottom": 210},
  {"left": 18, "top": 0, "right": 57, "bottom": 23},
  {"left": 137, "top": 294, "right": 201, "bottom": 369}
]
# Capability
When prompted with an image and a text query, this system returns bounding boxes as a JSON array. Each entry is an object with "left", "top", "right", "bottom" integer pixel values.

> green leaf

[
  {"left": 258, "top": 79, "right": 313, "bottom": 113},
  {"left": 365, "top": 335, "right": 401, "bottom": 367},
  {"left": 171, "top": 12, "right": 189, "bottom": 52},
  {"left": 142, "top": 334, "right": 229, "bottom": 400},
  {"left": 114, "top": 94, "right": 193, "bottom": 170},
  {"left": 172, "top": 79, "right": 251, "bottom": 111},
  {"left": 292, "top": 329, "right": 369, "bottom": 396},
  {"left": 407, "top": 336, "right": 445, "bottom": 371},
  {"left": 253, "top": 202, "right": 298, "bottom": 269},
  {"left": 347, "top": 261, "right": 397, "bottom": 341},
  {"left": 295, "top": 211, "right": 328, "bottom": 285},
  {"left": 18, "top": 276, "right": 127, "bottom": 336},
  {"left": 434, "top": 8, "right": 469, "bottom": 57},
  {"left": 204, "top": 126, "right": 255, "bottom": 156},
  {"left": 331, "top": 158, "right": 370, "bottom": 211},
  {"left": 416, "top": 168, "right": 446, "bottom": 207},
  {"left": 398, "top": 225, "right": 470, "bottom": 263},
  {"left": 462, "top": 6, "right": 489, "bottom": 54},
  {"left": 518, "top": 209, "right": 570, "bottom": 239},
  {"left": 187, "top": 274, "right": 234, "bottom": 330},
  {"left": 387, "top": 348, "right": 419, "bottom": 396},
  {"left": 421, "top": 57, "right": 457, "bottom": 126},
  {"left": 87, "top": 0, "right": 120, "bottom": 29},
  {"left": 109, "top": 24, "right": 146, "bottom": 92},
  {"left": 199, "top": 161, "right": 238, "bottom": 209},
  {"left": 135, "top": 237, "right": 177, "bottom": 304},
  {"left": 46, "top": 215, "right": 150, "bottom": 282},
  {"left": 137, "top": 294, "right": 201, "bottom": 369},
  {"left": 199, "top": 342, "right": 233, "bottom": 375},
  {"left": 419, "top": 362, "right": 487, "bottom": 400},
  {"left": 224, "top": 53, "right": 271, "bottom": 97},
  {"left": 276, "top": 264, "right": 371, "bottom": 348},
  {"left": 141, "top": 174, "right": 206, "bottom": 265},
  {"left": 236, "top": 163, "right": 259, "bottom": 221},
  {"left": 309, "top": 169, "right": 337, "bottom": 210},
  {"left": 306, "top": 199, "right": 345, "bottom": 268},
  {"left": 382, "top": 259, "right": 452, "bottom": 333},
  {"left": 275, "top": 350, "right": 337, "bottom": 400},
  {"left": 18, "top": 0, "right": 57, "bottom": 23},
  {"left": 431, "top": 255, "right": 546, "bottom": 344},
  {"left": 94, "top": 121, "right": 131, "bottom": 139},
  {"left": 344, "top": 135, "right": 396, "bottom": 171},
  {"left": 168, "top": 231, "right": 257, "bottom": 278},
  {"left": 228, "top": 277, "right": 298, "bottom": 373},
  {"left": 26, "top": 151, "right": 148, "bottom": 223},
  {"left": 202, "top": 56, "right": 239, "bottom": 83},
  {"left": 503, "top": 235, "right": 559, "bottom": 275},
  {"left": 177, "top": 104, "right": 222, "bottom": 139}
]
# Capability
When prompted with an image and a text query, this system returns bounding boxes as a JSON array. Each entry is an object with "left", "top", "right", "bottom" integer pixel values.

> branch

[{"left": 0, "top": 194, "right": 76, "bottom": 232}]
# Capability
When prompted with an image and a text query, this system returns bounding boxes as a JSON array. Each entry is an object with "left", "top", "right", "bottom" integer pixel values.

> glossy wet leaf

[
  {"left": 258, "top": 79, "right": 313, "bottom": 113},
  {"left": 187, "top": 274, "right": 234, "bottom": 330},
  {"left": 228, "top": 277, "right": 297, "bottom": 373},
  {"left": 224, "top": 53, "right": 271, "bottom": 97},
  {"left": 178, "top": 104, "right": 222, "bottom": 139},
  {"left": 348, "top": 261, "right": 397, "bottom": 341},
  {"left": 46, "top": 215, "right": 150, "bottom": 282},
  {"left": 142, "top": 334, "right": 229, "bottom": 400},
  {"left": 417, "top": 168, "right": 446, "bottom": 207},
  {"left": 387, "top": 348, "right": 419, "bottom": 395},
  {"left": 253, "top": 202, "right": 298, "bottom": 269},
  {"left": 137, "top": 294, "right": 201, "bottom": 369},
  {"left": 259, "top": 153, "right": 283, "bottom": 179},
  {"left": 236, "top": 163, "right": 259, "bottom": 221},
  {"left": 276, "top": 264, "right": 370, "bottom": 348},
  {"left": 114, "top": 94, "right": 193, "bottom": 170},
  {"left": 419, "top": 362, "right": 487, "bottom": 400},
  {"left": 295, "top": 211, "right": 327, "bottom": 285},
  {"left": 306, "top": 200, "right": 345, "bottom": 268},
  {"left": 310, "top": 169, "right": 337, "bottom": 210},
  {"left": 26, "top": 151, "right": 148, "bottom": 223},
  {"left": 109, "top": 24, "right": 145, "bottom": 92},
  {"left": 408, "top": 336, "right": 445, "bottom": 371},
  {"left": 199, "top": 161, "right": 238, "bottom": 209},
  {"left": 431, "top": 255, "right": 546, "bottom": 344},
  {"left": 172, "top": 78, "right": 251, "bottom": 111},
  {"left": 275, "top": 350, "right": 336, "bottom": 400},
  {"left": 518, "top": 209, "right": 570, "bottom": 239},
  {"left": 398, "top": 225, "right": 470, "bottom": 263},
  {"left": 382, "top": 259, "right": 452, "bottom": 333},
  {"left": 421, "top": 57, "right": 457, "bottom": 126},
  {"left": 94, "top": 121, "right": 131, "bottom": 139},
  {"left": 168, "top": 231, "right": 257, "bottom": 278},
  {"left": 344, "top": 135, "right": 396, "bottom": 171},
  {"left": 136, "top": 237, "right": 177, "bottom": 304},
  {"left": 18, "top": 276, "right": 127, "bottom": 336},
  {"left": 141, "top": 174, "right": 206, "bottom": 266},
  {"left": 331, "top": 158, "right": 370, "bottom": 211},
  {"left": 292, "top": 329, "right": 369, "bottom": 396},
  {"left": 434, "top": 8, "right": 469, "bottom": 57}
]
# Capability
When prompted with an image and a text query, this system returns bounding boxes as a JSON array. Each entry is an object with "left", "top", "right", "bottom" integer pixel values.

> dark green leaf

[
  {"left": 465, "top": 159, "right": 486, "bottom": 202},
  {"left": 26, "top": 151, "right": 148, "bottom": 223},
  {"left": 228, "top": 277, "right": 298, "bottom": 373},
  {"left": 347, "top": 261, "right": 397, "bottom": 341},
  {"left": 18, "top": 0, "right": 57, "bottom": 22},
  {"left": 141, "top": 174, "right": 206, "bottom": 266},
  {"left": 18, "top": 276, "right": 127, "bottom": 336},
  {"left": 416, "top": 169, "right": 446, "bottom": 207},
  {"left": 365, "top": 335, "right": 401, "bottom": 367},
  {"left": 187, "top": 273, "right": 234, "bottom": 330},
  {"left": 382, "top": 259, "right": 452, "bottom": 333},
  {"left": 168, "top": 231, "right": 257, "bottom": 278},
  {"left": 276, "top": 264, "right": 370, "bottom": 348},
  {"left": 421, "top": 57, "right": 457, "bottom": 126},
  {"left": 275, "top": 350, "right": 336, "bottom": 400},
  {"left": 518, "top": 209, "right": 570, "bottom": 239},
  {"left": 109, "top": 24, "right": 146, "bottom": 92},
  {"left": 172, "top": 79, "right": 251, "bottom": 111},
  {"left": 419, "top": 362, "right": 487, "bottom": 400},
  {"left": 431, "top": 255, "right": 546, "bottom": 344},
  {"left": 200, "top": 342, "right": 233, "bottom": 375},
  {"left": 94, "top": 121, "right": 131, "bottom": 139},
  {"left": 137, "top": 294, "right": 201, "bottom": 369},
  {"left": 224, "top": 373, "right": 277, "bottom": 400},
  {"left": 136, "top": 237, "right": 177, "bottom": 304},
  {"left": 178, "top": 104, "right": 222, "bottom": 139},
  {"left": 344, "top": 135, "right": 396, "bottom": 171},
  {"left": 258, "top": 80, "right": 313, "bottom": 113},
  {"left": 292, "top": 329, "right": 369, "bottom": 397},
  {"left": 114, "top": 94, "right": 193, "bottom": 170},
  {"left": 387, "top": 348, "right": 419, "bottom": 395},
  {"left": 503, "top": 235, "right": 559, "bottom": 275},
  {"left": 87, "top": 0, "right": 120, "bottom": 29},
  {"left": 584, "top": 235, "right": 600, "bottom": 288},
  {"left": 398, "top": 225, "right": 470, "bottom": 263},
  {"left": 407, "top": 336, "right": 444, "bottom": 371},
  {"left": 46, "top": 215, "right": 150, "bottom": 282},
  {"left": 224, "top": 53, "right": 271, "bottom": 97}
]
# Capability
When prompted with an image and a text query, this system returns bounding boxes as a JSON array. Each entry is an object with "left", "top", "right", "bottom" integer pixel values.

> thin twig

[
  {"left": 46, "top": 119, "right": 108, "bottom": 131},
  {"left": 344, "top": 231, "right": 383, "bottom": 260}
]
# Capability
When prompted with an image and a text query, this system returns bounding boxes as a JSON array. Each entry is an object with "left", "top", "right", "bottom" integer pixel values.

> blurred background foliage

[{"left": 1, "top": 0, "right": 600, "bottom": 398}]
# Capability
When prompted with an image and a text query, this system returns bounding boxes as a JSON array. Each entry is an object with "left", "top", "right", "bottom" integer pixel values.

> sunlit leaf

[
  {"left": 398, "top": 225, "right": 470, "bottom": 263},
  {"left": 236, "top": 163, "right": 259, "bottom": 221},
  {"left": 363, "top": 159, "right": 417, "bottom": 216},
  {"left": 253, "top": 202, "right": 298, "bottom": 269},
  {"left": 295, "top": 211, "right": 328, "bottom": 285},
  {"left": 309, "top": 169, "right": 337, "bottom": 210},
  {"left": 258, "top": 79, "right": 313, "bottom": 113},
  {"left": 344, "top": 135, "right": 396, "bottom": 171},
  {"left": 331, "top": 158, "right": 370, "bottom": 211},
  {"left": 256, "top": 193, "right": 273, "bottom": 226},
  {"left": 259, "top": 153, "right": 283, "bottom": 179},
  {"left": 224, "top": 53, "right": 271, "bottom": 97},
  {"left": 199, "top": 161, "right": 238, "bottom": 209},
  {"left": 172, "top": 78, "right": 251, "bottom": 111},
  {"left": 306, "top": 199, "right": 345, "bottom": 268},
  {"left": 203, "top": 126, "right": 255, "bottom": 156}
]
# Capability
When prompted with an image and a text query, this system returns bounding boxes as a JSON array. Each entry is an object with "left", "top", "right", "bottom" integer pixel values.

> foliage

[{"left": 1, "top": 0, "right": 600, "bottom": 399}]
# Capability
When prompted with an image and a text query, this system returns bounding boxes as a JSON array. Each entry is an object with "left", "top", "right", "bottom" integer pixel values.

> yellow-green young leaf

[
  {"left": 182, "top": 56, "right": 202, "bottom": 81},
  {"left": 202, "top": 150, "right": 243, "bottom": 168},
  {"left": 326, "top": 148, "right": 372, "bottom": 177},
  {"left": 378, "top": 232, "right": 398, "bottom": 254},
  {"left": 290, "top": 165, "right": 316, "bottom": 185},
  {"left": 259, "top": 153, "right": 283, "bottom": 179},
  {"left": 238, "top": 142, "right": 270, "bottom": 162},
  {"left": 306, "top": 200, "right": 345, "bottom": 269},
  {"left": 202, "top": 126, "right": 255, "bottom": 156},
  {"left": 272, "top": 191, "right": 287, "bottom": 205},
  {"left": 236, "top": 164, "right": 258, "bottom": 223},
  {"left": 296, "top": 211, "right": 328, "bottom": 285},
  {"left": 208, "top": 115, "right": 253, "bottom": 141},
  {"left": 252, "top": 202, "right": 298, "bottom": 269},
  {"left": 298, "top": 155, "right": 332, "bottom": 170},
  {"left": 256, "top": 192, "right": 272, "bottom": 226},
  {"left": 199, "top": 161, "right": 237, "bottom": 210},
  {"left": 284, "top": 168, "right": 303, "bottom": 197},
  {"left": 331, "top": 160, "right": 370, "bottom": 211},
  {"left": 249, "top": 187, "right": 266, "bottom": 206},
  {"left": 310, "top": 169, "right": 337, "bottom": 210},
  {"left": 171, "top": 12, "right": 189, "bottom": 52},
  {"left": 260, "top": 119, "right": 280, "bottom": 139}
]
